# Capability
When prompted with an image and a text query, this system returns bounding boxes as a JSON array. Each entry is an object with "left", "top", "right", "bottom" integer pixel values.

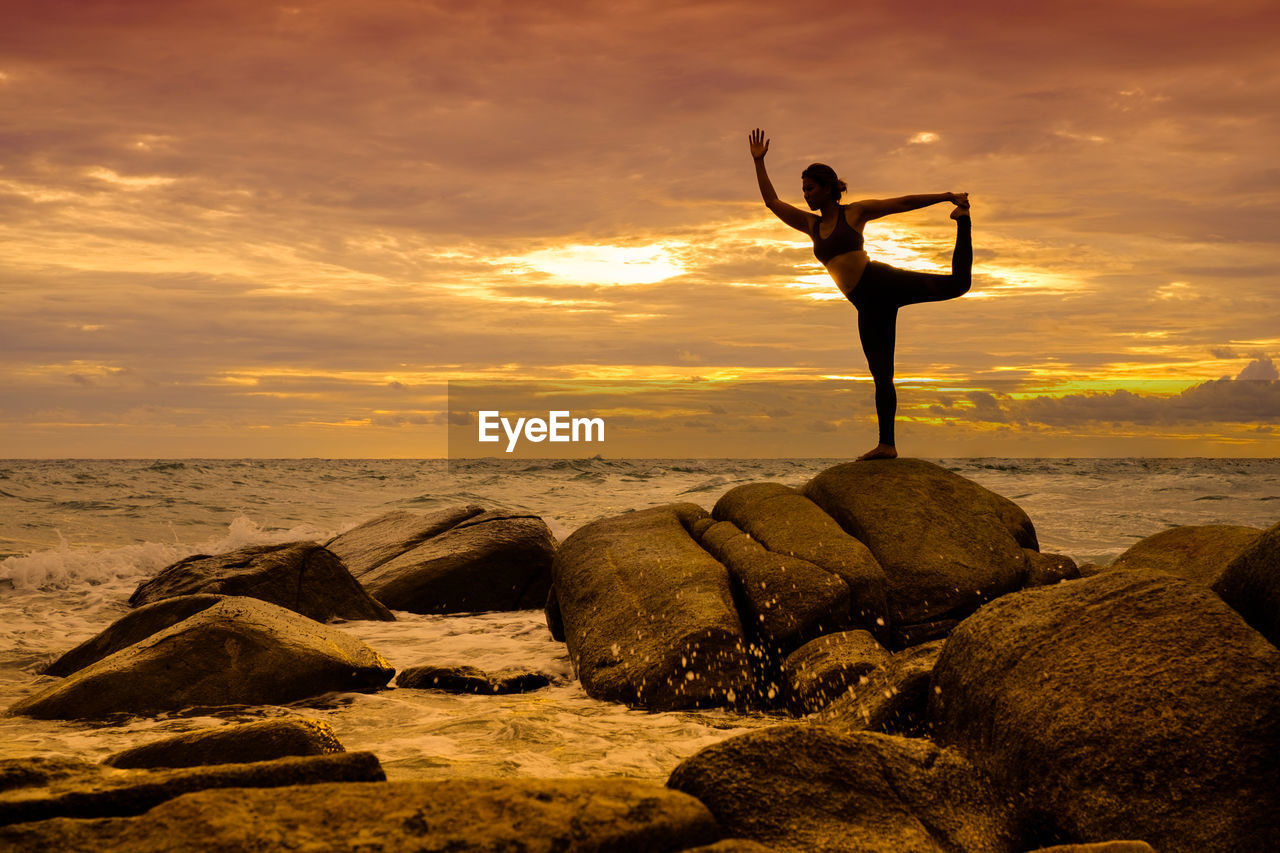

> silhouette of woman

[{"left": 748, "top": 128, "right": 971, "bottom": 460}]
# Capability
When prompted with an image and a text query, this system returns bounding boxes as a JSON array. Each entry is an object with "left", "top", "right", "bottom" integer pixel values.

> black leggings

[{"left": 851, "top": 218, "right": 972, "bottom": 446}]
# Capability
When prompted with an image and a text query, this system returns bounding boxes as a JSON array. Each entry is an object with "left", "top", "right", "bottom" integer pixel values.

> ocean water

[{"left": 1, "top": 457, "right": 1278, "bottom": 781}]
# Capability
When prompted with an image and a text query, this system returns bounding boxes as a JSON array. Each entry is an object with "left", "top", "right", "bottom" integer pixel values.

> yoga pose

[{"left": 748, "top": 128, "right": 972, "bottom": 461}]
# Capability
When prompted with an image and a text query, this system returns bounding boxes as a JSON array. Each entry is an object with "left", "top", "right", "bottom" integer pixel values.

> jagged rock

[
  {"left": 803, "top": 459, "right": 1033, "bottom": 642},
  {"left": 782, "top": 630, "right": 890, "bottom": 715},
  {"left": 667, "top": 725, "right": 1017, "bottom": 853},
  {"left": 816, "top": 640, "right": 944, "bottom": 737},
  {"left": 553, "top": 503, "right": 753, "bottom": 710},
  {"left": 1114, "top": 524, "right": 1262, "bottom": 585},
  {"left": 1212, "top": 519, "right": 1280, "bottom": 647},
  {"left": 0, "top": 752, "right": 383, "bottom": 826},
  {"left": 129, "top": 543, "right": 392, "bottom": 622},
  {"left": 105, "top": 718, "right": 344, "bottom": 769},
  {"left": 342, "top": 509, "right": 556, "bottom": 613},
  {"left": 712, "top": 483, "right": 889, "bottom": 637},
  {"left": 43, "top": 594, "right": 224, "bottom": 677},
  {"left": 682, "top": 841, "right": 777, "bottom": 852},
  {"left": 930, "top": 568, "right": 1280, "bottom": 852},
  {"left": 0, "top": 777, "right": 721, "bottom": 852},
  {"left": 698, "top": 519, "right": 851, "bottom": 658},
  {"left": 1023, "top": 550, "right": 1080, "bottom": 587},
  {"left": 325, "top": 506, "right": 485, "bottom": 575},
  {"left": 395, "top": 664, "right": 551, "bottom": 694},
  {"left": 9, "top": 597, "right": 395, "bottom": 720}
]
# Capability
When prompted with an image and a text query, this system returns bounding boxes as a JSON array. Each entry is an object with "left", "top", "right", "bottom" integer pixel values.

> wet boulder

[
  {"left": 698, "top": 519, "right": 851, "bottom": 658},
  {"left": 129, "top": 543, "right": 392, "bottom": 622},
  {"left": 43, "top": 594, "right": 224, "bottom": 677},
  {"left": 781, "top": 629, "right": 890, "bottom": 715},
  {"left": 0, "top": 777, "right": 721, "bottom": 851},
  {"left": 337, "top": 509, "right": 556, "bottom": 613},
  {"left": 929, "top": 568, "right": 1280, "bottom": 852},
  {"left": 713, "top": 482, "right": 889, "bottom": 636},
  {"left": 553, "top": 503, "right": 753, "bottom": 710},
  {"left": 325, "top": 505, "right": 485, "bottom": 574},
  {"left": 395, "top": 664, "right": 552, "bottom": 694},
  {"left": 105, "top": 718, "right": 344, "bottom": 769},
  {"left": 668, "top": 725, "right": 1017, "bottom": 853},
  {"left": 815, "top": 639, "right": 944, "bottom": 737},
  {"left": 9, "top": 597, "right": 395, "bottom": 720},
  {"left": 0, "top": 752, "right": 383, "bottom": 826},
  {"left": 803, "top": 459, "right": 1033, "bottom": 643},
  {"left": 1212, "top": 519, "right": 1280, "bottom": 647},
  {"left": 1114, "top": 524, "right": 1263, "bottom": 586}
]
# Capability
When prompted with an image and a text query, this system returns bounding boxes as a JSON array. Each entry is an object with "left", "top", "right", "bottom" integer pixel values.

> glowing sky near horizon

[{"left": 1, "top": 0, "right": 1278, "bottom": 457}]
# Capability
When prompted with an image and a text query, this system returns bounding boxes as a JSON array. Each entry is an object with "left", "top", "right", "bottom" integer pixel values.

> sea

[{"left": 2, "top": 457, "right": 1278, "bottom": 781}]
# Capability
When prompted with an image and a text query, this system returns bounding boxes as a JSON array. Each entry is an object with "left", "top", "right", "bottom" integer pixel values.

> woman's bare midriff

[{"left": 824, "top": 250, "right": 870, "bottom": 301}]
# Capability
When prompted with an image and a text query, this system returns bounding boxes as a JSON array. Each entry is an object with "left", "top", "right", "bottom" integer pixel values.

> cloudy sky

[{"left": 3, "top": 0, "right": 1278, "bottom": 457}]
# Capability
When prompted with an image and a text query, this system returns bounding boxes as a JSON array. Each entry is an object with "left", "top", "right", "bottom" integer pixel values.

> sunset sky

[{"left": 3, "top": 0, "right": 1278, "bottom": 457}]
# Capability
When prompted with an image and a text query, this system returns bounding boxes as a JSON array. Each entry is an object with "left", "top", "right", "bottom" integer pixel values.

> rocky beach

[{"left": 1, "top": 456, "right": 1278, "bottom": 851}]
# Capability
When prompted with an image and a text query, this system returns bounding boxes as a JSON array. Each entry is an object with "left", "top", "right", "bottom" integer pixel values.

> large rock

[
  {"left": 340, "top": 509, "right": 556, "bottom": 613},
  {"left": 129, "top": 542, "right": 392, "bottom": 622},
  {"left": 815, "top": 640, "right": 944, "bottom": 737},
  {"left": 325, "top": 505, "right": 485, "bottom": 574},
  {"left": 667, "top": 725, "right": 1017, "bottom": 853},
  {"left": 1113, "top": 524, "right": 1263, "bottom": 585},
  {"left": 1212, "top": 519, "right": 1280, "bottom": 647},
  {"left": 803, "top": 459, "right": 1033, "bottom": 640},
  {"left": 9, "top": 597, "right": 395, "bottom": 719},
  {"left": 43, "top": 594, "right": 224, "bottom": 676},
  {"left": 0, "top": 777, "right": 721, "bottom": 852},
  {"left": 698, "top": 519, "right": 851, "bottom": 657},
  {"left": 553, "top": 503, "right": 753, "bottom": 710},
  {"left": 0, "top": 752, "right": 383, "bottom": 826},
  {"left": 782, "top": 629, "right": 890, "bottom": 714},
  {"left": 105, "top": 718, "right": 344, "bottom": 769},
  {"left": 713, "top": 483, "right": 889, "bottom": 635},
  {"left": 929, "top": 568, "right": 1280, "bottom": 852}
]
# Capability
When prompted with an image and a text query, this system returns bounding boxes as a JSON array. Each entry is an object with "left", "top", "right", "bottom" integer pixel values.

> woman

[{"left": 748, "top": 128, "right": 971, "bottom": 461}]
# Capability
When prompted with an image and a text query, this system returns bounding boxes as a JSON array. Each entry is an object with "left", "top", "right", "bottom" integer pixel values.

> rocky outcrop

[
  {"left": 553, "top": 503, "right": 753, "bottom": 710},
  {"left": 781, "top": 630, "right": 890, "bottom": 715},
  {"left": 326, "top": 506, "right": 485, "bottom": 574},
  {"left": 0, "top": 752, "right": 383, "bottom": 826},
  {"left": 929, "top": 568, "right": 1280, "bottom": 852},
  {"left": 334, "top": 509, "right": 556, "bottom": 613},
  {"left": 1212, "top": 519, "right": 1280, "bottom": 647},
  {"left": 9, "top": 597, "right": 395, "bottom": 720},
  {"left": 698, "top": 519, "right": 851, "bottom": 660},
  {"left": 815, "top": 640, "right": 944, "bottom": 737},
  {"left": 1113, "top": 524, "right": 1263, "bottom": 585},
  {"left": 104, "top": 718, "right": 344, "bottom": 769},
  {"left": 43, "top": 594, "right": 224, "bottom": 677},
  {"left": 803, "top": 459, "right": 1034, "bottom": 643},
  {"left": 712, "top": 483, "right": 889, "bottom": 636},
  {"left": 0, "top": 777, "right": 721, "bottom": 852},
  {"left": 667, "top": 725, "right": 1017, "bottom": 853},
  {"left": 395, "top": 664, "right": 552, "bottom": 694},
  {"left": 129, "top": 543, "right": 392, "bottom": 622},
  {"left": 1023, "top": 550, "right": 1080, "bottom": 587}
]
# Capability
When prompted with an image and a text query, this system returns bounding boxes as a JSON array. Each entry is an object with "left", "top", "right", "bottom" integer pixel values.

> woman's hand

[
  {"left": 749, "top": 128, "right": 769, "bottom": 160},
  {"left": 949, "top": 192, "right": 970, "bottom": 207}
]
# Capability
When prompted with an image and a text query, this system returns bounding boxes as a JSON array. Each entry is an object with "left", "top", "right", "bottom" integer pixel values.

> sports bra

[{"left": 811, "top": 205, "right": 864, "bottom": 263}]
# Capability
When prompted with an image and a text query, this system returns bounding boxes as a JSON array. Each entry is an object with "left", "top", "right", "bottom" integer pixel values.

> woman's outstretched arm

[
  {"left": 749, "top": 129, "right": 814, "bottom": 233},
  {"left": 856, "top": 192, "right": 966, "bottom": 220}
]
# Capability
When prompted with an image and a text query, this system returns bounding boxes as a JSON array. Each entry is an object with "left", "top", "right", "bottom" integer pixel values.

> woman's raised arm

[{"left": 749, "top": 128, "right": 814, "bottom": 233}]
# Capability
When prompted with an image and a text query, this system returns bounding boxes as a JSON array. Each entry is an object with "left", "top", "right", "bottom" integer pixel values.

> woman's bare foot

[
  {"left": 950, "top": 198, "right": 971, "bottom": 220},
  {"left": 857, "top": 443, "right": 899, "bottom": 461}
]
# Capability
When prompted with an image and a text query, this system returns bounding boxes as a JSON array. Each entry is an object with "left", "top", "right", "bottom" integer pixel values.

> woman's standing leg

[{"left": 855, "top": 299, "right": 900, "bottom": 460}]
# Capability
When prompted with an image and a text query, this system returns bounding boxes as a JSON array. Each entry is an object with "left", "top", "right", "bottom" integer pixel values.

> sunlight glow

[
  {"left": 501, "top": 243, "right": 686, "bottom": 285},
  {"left": 86, "top": 167, "right": 177, "bottom": 189}
]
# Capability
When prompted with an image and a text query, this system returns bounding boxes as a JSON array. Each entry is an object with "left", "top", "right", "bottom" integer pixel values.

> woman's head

[{"left": 801, "top": 163, "right": 846, "bottom": 207}]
